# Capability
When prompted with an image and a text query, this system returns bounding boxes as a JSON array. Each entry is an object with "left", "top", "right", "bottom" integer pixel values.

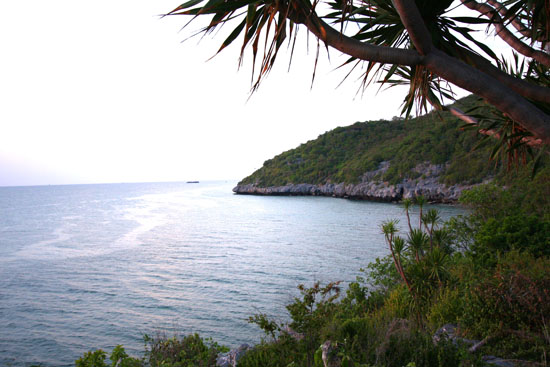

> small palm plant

[
  {"left": 379, "top": 197, "right": 451, "bottom": 326},
  {"left": 402, "top": 198, "right": 413, "bottom": 233},
  {"left": 421, "top": 208, "right": 441, "bottom": 249},
  {"left": 382, "top": 220, "right": 412, "bottom": 294},
  {"left": 415, "top": 195, "right": 426, "bottom": 229},
  {"left": 407, "top": 228, "right": 428, "bottom": 263},
  {"left": 425, "top": 247, "right": 449, "bottom": 287}
]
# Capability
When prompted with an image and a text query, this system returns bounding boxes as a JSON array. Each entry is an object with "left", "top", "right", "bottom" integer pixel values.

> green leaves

[
  {"left": 76, "top": 350, "right": 107, "bottom": 367},
  {"left": 381, "top": 219, "right": 399, "bottom": 239},
  {"left": 143, "top": 333, "right": 226, "bottom": 367},
  {"left": 499, "top": 0, "right": 550, "bottom": 43},
  {"left": 248, "top": 313, "right": 281, "bottom": 339},
  {"left": 407, "top": 228, "right": 428, "bottom": 260},
  {"left": 287, "top": 281, "right": 342, "bottom": 334},
  {"left": 393, "top": 236, "right": 406, "bottom": 254},
  {"left": 218, "top": 18, "right": 247, "bottom": 53}
]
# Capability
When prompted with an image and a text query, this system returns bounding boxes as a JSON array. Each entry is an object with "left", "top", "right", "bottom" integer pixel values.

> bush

[
  {"left": 76, "top": 334, "right": 227, "bottom": 367},
  {"left": 460, "top": 166, "right": 550, "bottom": 223},
  {"left": 426, "top": 288, "right": 463, "bottom": 329},
  {"left": 76, "top": 350, "right": 108, "bottom": 367},
  {"left": 474, "top": 214, "right": 550, "bottom": 257},
  {"left": 237, "top": 336, "right": 302, "bottom": 367},
  {"left": 461, "top": 252, "right": 550, "bottom": 335},
  {"left": 75, "top": 346, "right": 142, "bottom": 367},
  {"left": 144, "top": 333, "right": 226, "bottom": 367},
  {"left": 375, "top": 326, "right": 480, "bottom": 367}
]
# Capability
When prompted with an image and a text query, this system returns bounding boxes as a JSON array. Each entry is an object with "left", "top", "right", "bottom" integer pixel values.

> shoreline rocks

[
  {"left": 233, "top": 162, "right": 488, "bottom": 203},
  {"left": 216, "top": 344, "right": 251, "bottom": 367}
]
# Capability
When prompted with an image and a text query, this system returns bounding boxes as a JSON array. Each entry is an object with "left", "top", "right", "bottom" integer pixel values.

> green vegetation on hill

[{"left": 240, "top": 95, "right": 497, "bottom": 187}]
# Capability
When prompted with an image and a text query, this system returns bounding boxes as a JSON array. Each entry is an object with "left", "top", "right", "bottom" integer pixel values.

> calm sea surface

[{"left": 0, "top": 181, "right": 465, "bottom": 366}]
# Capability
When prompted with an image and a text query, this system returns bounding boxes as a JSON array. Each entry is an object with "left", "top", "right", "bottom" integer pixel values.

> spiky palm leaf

[
  {"left": 407, "top": 228, "right": 428, "bottom": 262},
  {"left": 424, "top": 246, "right": 449, "bottom": 285}
]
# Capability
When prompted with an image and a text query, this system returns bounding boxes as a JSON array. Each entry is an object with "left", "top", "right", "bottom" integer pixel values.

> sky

[{"left": 1, "top": 1, "right": 459, "bottom": 186}]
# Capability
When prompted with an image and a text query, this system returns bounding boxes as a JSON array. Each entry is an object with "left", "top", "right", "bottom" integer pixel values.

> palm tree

[
  {"left": 421, "top": 208, "right": 441, "bottom": 249},
  {"left": 168, "top": 0, "right": 550, "bottom": 149},
  {"left": 381, "top": 220, "right": 412, "bottom": 292},
  {"left": 393, "top": 235, "right": 407, "bottom": 279},
  {"left": 402, "top": 198, "right": 413, "bottom": 233},
  {"left": 415, "top": 195, "right": 426, "bottom": 229},
  {"left": 381, "top": 219, "right": 399, "bottom": 245}
]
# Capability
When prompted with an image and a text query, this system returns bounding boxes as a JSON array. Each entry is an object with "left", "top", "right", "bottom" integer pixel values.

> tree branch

[
  {"left": 392, "top": 0, "right": 550, "bottom": 103},
  {"left": 391, "top": 0, "right": 433, "bottom": 55},
  {"left": 424, "top": 49, "right": 550, "bottom": 144},
  {"left": 486, "top": 0, "right": 532, "bottom": 39},
  {"left": 460, "top": 0, "right": 550, "bottom": 67},
  {"left": 455, "top": 47, "right": 550, "bottom": 104},
  {"left": 296, "top": 13, "right": 423, "bottom": 66},
  {"left": 448, "top": 107, "right": 479, "bottom": 125},
  {"left": 448, "top": 107, "right": 543, "bottom": 147}
]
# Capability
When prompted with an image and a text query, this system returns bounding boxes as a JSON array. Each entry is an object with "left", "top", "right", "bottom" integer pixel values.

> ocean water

[{"left": 0, "top": 181, "right": 465, "bottom": 366}]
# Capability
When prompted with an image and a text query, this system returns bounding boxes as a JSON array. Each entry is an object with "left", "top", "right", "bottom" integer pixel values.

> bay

[{"left": 0, "top": 181, "right": 465, "bottom": 366}]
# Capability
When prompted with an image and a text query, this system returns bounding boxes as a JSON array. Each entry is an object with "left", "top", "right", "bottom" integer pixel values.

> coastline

[
  {"left": 232, "top": 182, "right": 472, "bottom": 203},
  {"left": 233, "top": 162, "right": 490, "bottom": 203}
]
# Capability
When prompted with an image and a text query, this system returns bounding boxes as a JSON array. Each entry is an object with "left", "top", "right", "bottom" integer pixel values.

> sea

[{"left": 0, "top": 181, "right": 466, "bottom": 366}]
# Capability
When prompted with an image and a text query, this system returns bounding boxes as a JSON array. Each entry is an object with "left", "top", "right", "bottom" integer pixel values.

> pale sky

[{"left": 0, "top": 1, "right": 469, "bottom": 186}]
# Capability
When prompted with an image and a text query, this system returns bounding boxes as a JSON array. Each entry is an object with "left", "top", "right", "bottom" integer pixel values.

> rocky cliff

[{"left": 233, "top": 161, "right": 488, "bottom": 203}]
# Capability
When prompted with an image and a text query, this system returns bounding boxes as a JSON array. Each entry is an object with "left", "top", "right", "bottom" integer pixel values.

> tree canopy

[{"left": 167, "top": 0, "right": 550, "bottom": 147}]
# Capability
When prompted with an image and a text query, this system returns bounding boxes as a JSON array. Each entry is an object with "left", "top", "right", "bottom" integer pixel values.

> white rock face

[{"left": 233, "top": 161, "right": 488, "bottom": 203}]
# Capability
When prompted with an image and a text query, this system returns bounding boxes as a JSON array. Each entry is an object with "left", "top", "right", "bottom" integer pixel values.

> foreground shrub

[
  {"left": 375, "top": 324, "right": 480, "bottom": 367},
  {"left": 237, "top": 335, "right": 302, "bottom": 367},
  {"left": 144, "top": 333, "right": 226, "bottom": 367},
  {"left": 457, "top": 167, "right": 550, "bottom": 258},
  {"left": 426, "top": 287, "right": 463, "bottom": 329},
  {"left": 76, "top": 346, "right": 141, "bottom": 367},
  {"left": 76, "top": 333, "right": 227, "bottom": 367},
  {"left": 462, "top": 252, "right": 550, "bottom": 335},
  {"left": 474, "top": 214, "right": 550, "bottom": 257}
]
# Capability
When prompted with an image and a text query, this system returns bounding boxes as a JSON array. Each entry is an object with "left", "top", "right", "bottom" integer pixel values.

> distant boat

[{"left": 186, "top": 181, "right": 200, "bottom": 184}]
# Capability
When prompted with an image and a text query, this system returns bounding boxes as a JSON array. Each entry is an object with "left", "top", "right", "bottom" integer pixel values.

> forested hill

[{"left": 235, "top": 95, "right": 498, "bottom": 201}]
